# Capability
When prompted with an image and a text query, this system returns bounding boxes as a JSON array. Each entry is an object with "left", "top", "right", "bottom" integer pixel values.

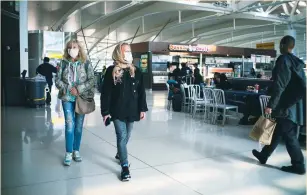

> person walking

[
  {"left": 55, "top": 39, "right": 95, "bottom": 166},
  {"left": 252, "top": 35, "right": 306, "bottom": 175},
  {"left": 100, "top": 42, "right": 148, "bottom": 181},
  {"left": 36, "top": 57, "right": 57, "bottom": 105}
]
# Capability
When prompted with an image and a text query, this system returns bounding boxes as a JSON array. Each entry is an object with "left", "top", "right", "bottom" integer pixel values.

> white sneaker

[
  {"left": 73, "top": 151, "right": 82, "bottom": 162},
  {"left": 64, "top": 153, "right": 72, "bottom": 166}
]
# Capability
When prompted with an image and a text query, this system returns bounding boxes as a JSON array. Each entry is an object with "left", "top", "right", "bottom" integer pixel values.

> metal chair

[
  {"left": 259, "top": 95, "right": 271, "bottom": 116},
  {"left": 180, "top": 84, "right": 190, "bottom": 112},
  {"left": 190, "top": 87, "right": 206, "bottom": 118},
  {"left": 203, "top": 87, "right": 216, "bottom": 123},
  {"left": 166, "top": 83, "right": 172, "bottom": 110},
  {"left": 188, "top": 85, "right": 201, "bottom": 114},
  {"left": 212, "top": 89, "right": 239, "bottom": 126}
]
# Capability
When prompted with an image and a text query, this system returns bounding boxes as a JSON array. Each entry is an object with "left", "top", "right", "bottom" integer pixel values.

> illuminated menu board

[{"left": 140, "top": 54, "right": 148, "bottom": 73}]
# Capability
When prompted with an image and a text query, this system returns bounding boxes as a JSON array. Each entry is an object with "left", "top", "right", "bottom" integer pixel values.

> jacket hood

[{"left": 286, "top": 53, "right": 305, "bottom": 71}]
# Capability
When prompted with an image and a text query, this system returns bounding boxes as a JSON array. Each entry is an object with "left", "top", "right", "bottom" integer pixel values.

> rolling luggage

[
  {"left": 25, "top": 79, "right": 47, "bottom": 108},
  {"left": 172, "top": 94, "right": 182, "bottom": 112}
]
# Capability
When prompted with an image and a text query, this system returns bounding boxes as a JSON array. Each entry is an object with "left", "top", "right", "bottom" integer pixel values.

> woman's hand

[
  {"left": 103, "top": 115, "right": 111, "bottom": 123},
  {"left": 70, "top": 87, "right": 79, "bottom": 96},
  {"left": 140, "top": 112, "right": 146, "bottom": 120}
]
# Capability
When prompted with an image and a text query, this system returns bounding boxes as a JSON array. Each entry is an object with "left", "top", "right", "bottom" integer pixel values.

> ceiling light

[
  {"left": 296, "top": 9, "right": 301, "bottom": 14},
  {"left": 288, "top": 2, "right": 294, "bottom": 7},
  {"left": 299, "top": 1, "right": 306, "bottom": 7}
]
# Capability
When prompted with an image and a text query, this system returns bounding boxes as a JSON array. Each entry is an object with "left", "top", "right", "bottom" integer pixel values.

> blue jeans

[
  {"left": 62, "top": 101, "right": 85, "bottom": 153},
  {"left": 113, "top": 119, "right": 134, "bottom": 166}
]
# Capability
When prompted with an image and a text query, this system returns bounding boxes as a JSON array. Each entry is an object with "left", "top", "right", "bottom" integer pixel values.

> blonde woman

[
  {"left": 100, "top": 43, "right": 148, "bottom": 181},
  {"left": 55, "top": 39, "right": 95, "bottom": 166}
]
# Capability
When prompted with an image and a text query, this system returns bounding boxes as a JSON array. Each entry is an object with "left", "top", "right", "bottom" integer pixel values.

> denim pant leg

[
  {"left": 114, "top": 119, "right": 133, "bottom": 166},
  {"left": 73, "top": 112, "right": 85, "bottom": 151},
  {"left": 126, "top": 122, "right": 134, "bottom": 145},
  {"left": 62, "top": 101, "right": 75, "bottom": 153}
]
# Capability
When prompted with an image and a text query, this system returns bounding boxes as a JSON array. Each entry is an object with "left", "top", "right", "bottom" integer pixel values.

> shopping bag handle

[{"left": 264, "top": 114, "right": 275, "bottom": 121}]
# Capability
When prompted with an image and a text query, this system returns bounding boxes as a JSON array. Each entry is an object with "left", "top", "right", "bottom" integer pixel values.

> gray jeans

[{"left": 113, "top": 119, "right": 134, "bottom": 166}]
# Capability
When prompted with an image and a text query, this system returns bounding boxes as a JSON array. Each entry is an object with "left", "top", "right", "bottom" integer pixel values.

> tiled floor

[{"left": 1, "top": 90, "right": 306, "bottom": 195}]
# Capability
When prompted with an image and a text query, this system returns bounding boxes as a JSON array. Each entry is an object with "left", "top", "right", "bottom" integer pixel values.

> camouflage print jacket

[{"left": 55, "top": 59, "right": 95, "bottom": 102}]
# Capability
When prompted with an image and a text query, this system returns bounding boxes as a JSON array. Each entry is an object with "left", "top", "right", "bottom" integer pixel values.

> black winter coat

[
  {"left": 100, "top": 65, "right": 148, "bottom": 122},
  {"left": 268, "top": 53, "right": 306, "bottom": 125},
  {"left": 36, "top": 63, "right": 57, "bottom": 85}
]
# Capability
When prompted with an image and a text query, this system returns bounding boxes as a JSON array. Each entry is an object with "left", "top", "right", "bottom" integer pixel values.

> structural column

[{"left": 19, "top": 0, "right": 28, "bottom": 76}]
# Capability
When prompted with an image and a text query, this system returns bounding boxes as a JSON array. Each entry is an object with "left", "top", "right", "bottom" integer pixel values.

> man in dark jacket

[
  {"left": 169, "top": 62, "right": 181, "bottom": 82},
  {"left": 180, "top": 63, "right": 192, "bottom": 77},
  {"left": 252, "top": 35, "right": 306, "bottom": 175},
  {"left": 36, "top": 57, "right": 57, "bottom": 105}
]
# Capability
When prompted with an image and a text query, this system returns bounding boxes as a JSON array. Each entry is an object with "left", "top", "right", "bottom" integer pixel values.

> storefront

[{"left": 130, "top": 42, "right": 276, "bottom": 90}]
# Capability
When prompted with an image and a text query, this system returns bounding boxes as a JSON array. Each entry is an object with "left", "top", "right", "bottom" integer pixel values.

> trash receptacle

[{"left": 25, "top": 79, "right": 47, "bottom": 108}]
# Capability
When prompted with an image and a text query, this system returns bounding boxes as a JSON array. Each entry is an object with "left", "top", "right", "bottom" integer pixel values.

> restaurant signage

[{"left": 169, "top": 44, "right": 210, "bottom": 52}]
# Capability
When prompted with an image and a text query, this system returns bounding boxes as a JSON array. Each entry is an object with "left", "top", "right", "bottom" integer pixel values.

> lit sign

[
  {"left": 256, "top": 42, "right": 275, "bottom": 50},
  {"left": 169, "top": 44, "right": 210, "bottom": 52}
]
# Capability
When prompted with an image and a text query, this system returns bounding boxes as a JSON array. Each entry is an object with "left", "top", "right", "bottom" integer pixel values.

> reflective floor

[{"left": 1, "top": 89, "right": 306, "bottom": 195}]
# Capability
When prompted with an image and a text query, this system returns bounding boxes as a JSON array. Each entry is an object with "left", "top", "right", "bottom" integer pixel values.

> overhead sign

[
  {"left": 256, "top": 42, "right": 275, "bottom": 50},
  {"left": 169, "top": 44, "right": 214, "bottom": 52},
  {"left": 44, "top": 31, "right": 64, "bottom": 52}
]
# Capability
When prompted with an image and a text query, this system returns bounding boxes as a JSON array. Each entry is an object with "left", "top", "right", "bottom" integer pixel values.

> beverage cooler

[{"left": 152, "top": 55, "right": 172, "bottom": 90}]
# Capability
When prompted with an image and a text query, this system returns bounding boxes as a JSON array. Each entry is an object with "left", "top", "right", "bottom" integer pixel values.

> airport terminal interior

[{"left": 1, "top": 1, "right": 307, "bottom": 195}]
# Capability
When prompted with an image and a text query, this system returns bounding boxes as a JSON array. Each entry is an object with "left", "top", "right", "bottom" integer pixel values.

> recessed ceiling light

[
  {"left": 296, "top": 9, "right": 301, "bottom": 14},
  {"left": 288, "top": 2, "right": 294, "bottom": 7}
]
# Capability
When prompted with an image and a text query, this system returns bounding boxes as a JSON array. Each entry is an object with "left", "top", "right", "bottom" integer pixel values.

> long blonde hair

[
  {"left": 63, "top": 39, "right": 87, "bottom": 63},
  {"left": 112, "top": 43, "right": 136, "bottom": 84}
]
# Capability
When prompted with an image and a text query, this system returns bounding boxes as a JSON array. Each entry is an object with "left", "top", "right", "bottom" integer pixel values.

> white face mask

[
  {"left": 124, "top": 51, "right": 133, "bottom": 64},
  {"left": 68, "top": 48, "right": 79, "bottom": 59}
]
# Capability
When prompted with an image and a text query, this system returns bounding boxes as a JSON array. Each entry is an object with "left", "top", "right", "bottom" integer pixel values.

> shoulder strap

[
  {"left": 85, "top": 61, "right": 89, "bottom": 72},
  {"left": 61, "top": 61, "right": 66, "bottom": 72}
]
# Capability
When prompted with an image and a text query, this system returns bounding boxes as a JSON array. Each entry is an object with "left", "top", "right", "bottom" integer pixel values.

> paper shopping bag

[{"left": 249, "top": 116, "right": 276, "bottom": 145}]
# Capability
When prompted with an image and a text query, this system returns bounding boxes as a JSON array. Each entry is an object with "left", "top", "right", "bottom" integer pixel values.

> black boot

[
  {"left": 252, "top": 149, "right": 267, "bottom": 164},
  {"left": 281, "top": 165, "right": 306, "bottom": 175}
]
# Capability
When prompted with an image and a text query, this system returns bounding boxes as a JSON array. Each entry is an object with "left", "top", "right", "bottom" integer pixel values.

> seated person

[
  {"left": 215, "top": 73, "right": 232, "bottom": 90},
  {"left": 167, "top": 79, "right": 180, "bottom": 100},
  {"left": 248, "top": 68, "right": 257, "bottom": 78},
  {"left": 194, "top": 68, "right": 204, "bottom": 85},
  {"left": 213, "top": 72, "right": 221, "bottom": 84}
]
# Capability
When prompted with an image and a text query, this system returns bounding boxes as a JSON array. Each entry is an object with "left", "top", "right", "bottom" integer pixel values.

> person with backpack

[
  {"left": 36, "top": 57, "right": 57, "bottom": 105},
  {"left": 55, "top": 39, "right": 95, "bottom": 166},
  {"left": 252, "top": 35, "right": 306, "bottom": 175},
  {"left": 100, "top": 42, "right": 148, "bottom": 181}
]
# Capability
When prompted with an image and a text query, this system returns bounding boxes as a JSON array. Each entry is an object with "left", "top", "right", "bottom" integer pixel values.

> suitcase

[
  {"left": 25, "top": 79, "right": 47, "bottom": 108},
  {"left": 172, "top": 94, "right": 182, "bottom": 112}
]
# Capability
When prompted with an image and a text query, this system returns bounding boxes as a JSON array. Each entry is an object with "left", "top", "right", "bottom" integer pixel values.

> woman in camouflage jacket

[{"left": 55, "top": 39, "right": 95, "bottom": 166}]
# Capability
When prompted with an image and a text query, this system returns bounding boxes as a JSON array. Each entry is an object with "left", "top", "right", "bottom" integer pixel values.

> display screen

[
  {"left": 152, "top": 62, "right": 167, "bottom": 72},
  {"left": 140, "top": 54, "right": 148, "bottom": 73}
]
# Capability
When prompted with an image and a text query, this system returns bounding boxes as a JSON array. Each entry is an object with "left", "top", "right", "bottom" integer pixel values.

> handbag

[
  {"left": 75, "top": 95, "right": 95, "bottom": 115},
  {"left": 249, "top": 115, "right": 277, "bottom": 145}
]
